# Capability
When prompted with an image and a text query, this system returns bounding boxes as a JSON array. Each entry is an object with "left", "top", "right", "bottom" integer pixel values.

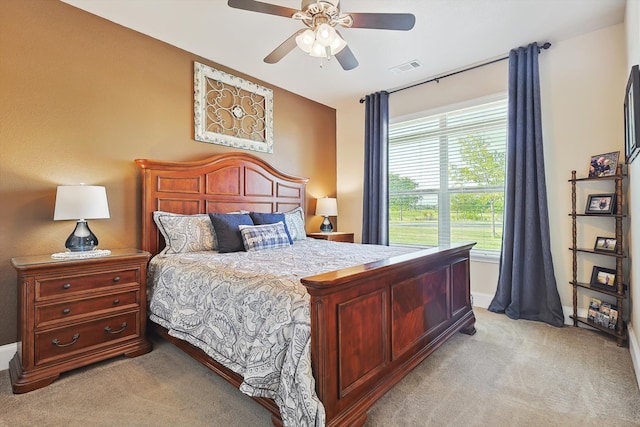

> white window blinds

[{"left": 388, "top": 98, "right": 508, "bottom": 253}]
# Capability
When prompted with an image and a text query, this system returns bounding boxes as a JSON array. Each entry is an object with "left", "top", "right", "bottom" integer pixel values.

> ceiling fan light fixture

[
  {"left": 308, "top": 31, "right": 345, "bottom": 59},
  {"left": 329, "top": 33, "right": 347, "bottom": 54},
  {"left": 315, "top": 23, "right": 336, "bottom": 47},
  {"left": 295, "top": 28, "right": 315, "bottom": 53},
  {"left": 309, "top": 40, "right": 326, "bottom": 58},
  {"left": 301, "top": 0, "right": 340, "bottom": 16}
]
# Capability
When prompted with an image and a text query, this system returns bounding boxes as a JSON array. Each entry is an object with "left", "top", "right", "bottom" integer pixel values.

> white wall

[
  {"left": 336, "top": 24, "right": 627, "bottom": 318},
  {"left": 543, "top": 24, "right": 626, "bottom": 318},
  {"left": 624, "top": 0, "right": 640, "bottom": 388}
]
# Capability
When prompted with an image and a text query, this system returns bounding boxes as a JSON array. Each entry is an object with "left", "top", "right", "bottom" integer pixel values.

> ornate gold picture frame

[{"left": 194, "top": 62, "right": 274, "bottom": 153}]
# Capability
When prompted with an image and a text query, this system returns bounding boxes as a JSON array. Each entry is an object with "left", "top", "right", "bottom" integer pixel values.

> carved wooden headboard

[{"left": 135, "top": 152, "right": 308, "bottom": 256}]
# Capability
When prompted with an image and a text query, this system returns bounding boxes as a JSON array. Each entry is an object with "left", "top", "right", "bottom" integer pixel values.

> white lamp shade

[
  {"left": 315, "top": 23, "right": 336, "bottom": 47},
  {"left": 315, "top": 197, "right": 338, "bottom": 216},
  {"left": 329, "top": 34, "right": 347, "bottom": 54},
  {"left": 53, "top": 185, "right": 110, "bottom": 220},
  {"left": 295, "top": 29, "right": 315, "bottom": 53},
  {"left": 309, "top": 41, "right": 327, "bottom": 58}
]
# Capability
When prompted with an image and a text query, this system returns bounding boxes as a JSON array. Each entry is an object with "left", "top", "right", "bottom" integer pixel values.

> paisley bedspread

[{"left": 147, "top": 238, "right": 414, "bottom": 427}]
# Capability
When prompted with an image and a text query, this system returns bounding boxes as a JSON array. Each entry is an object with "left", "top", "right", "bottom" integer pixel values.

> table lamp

[
  {"left": 53, "top": 185, "right": 110, "bottom": 251},
  {"left": 315, "top": 197, "right": 337, "bottom": 232}
]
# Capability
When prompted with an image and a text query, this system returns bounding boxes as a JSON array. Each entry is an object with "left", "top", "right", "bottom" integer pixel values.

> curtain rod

[{"left": 359, "top": 42, "right": 552, "bottom": 103}]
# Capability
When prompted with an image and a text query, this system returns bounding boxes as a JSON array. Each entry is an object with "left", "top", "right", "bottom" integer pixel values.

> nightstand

[
  {"left": 9, "top": 248, "right": 152, "bottom": 393},
  {"left": 307, "top": 232, "right": 354, "bottom": 243}
]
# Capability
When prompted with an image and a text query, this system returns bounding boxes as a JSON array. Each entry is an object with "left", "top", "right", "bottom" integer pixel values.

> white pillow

[
  {"left": 153, "top": 211, "right": 216, "bottom": 254},
  {"left": 282, "top": 207, "right": 306, "bottom": 241}
]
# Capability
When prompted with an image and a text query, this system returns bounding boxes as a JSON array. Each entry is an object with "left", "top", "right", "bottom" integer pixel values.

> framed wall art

[
  {"left": 194, "top": 61, "right": 274, "bottom": 153},
  {"left": 624, "top": 64, "right": 639, "bottom": 164}
]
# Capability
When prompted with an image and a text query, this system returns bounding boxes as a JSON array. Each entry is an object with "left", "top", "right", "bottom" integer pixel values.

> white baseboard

[
  {"left": 471, "top": 292, "right": 493, "bottom": 309},
  {"left": 0, "top": 342, "right": 17, "bottom": 372},
  {"left": 628, "top": 323, "right": 640, "bottom": 391}
]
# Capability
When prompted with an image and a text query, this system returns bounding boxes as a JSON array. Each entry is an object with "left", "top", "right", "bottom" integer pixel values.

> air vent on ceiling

[{"left": 390, "top": 60, "right": 423, "bottom": 74}]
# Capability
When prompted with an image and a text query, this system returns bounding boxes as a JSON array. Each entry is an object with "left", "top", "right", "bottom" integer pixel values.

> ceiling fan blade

[
  {"left": 335, "top": 45, "right": 358, "bottom": 70},
  {"left": 349, "top": 13, "right": 416, "bottom": 31},
  {"left": 264, "top": 31, "right": 303, "bottom": 64},
  {"left": 227, "top": 0, "right": 298, "bottom": 18}
]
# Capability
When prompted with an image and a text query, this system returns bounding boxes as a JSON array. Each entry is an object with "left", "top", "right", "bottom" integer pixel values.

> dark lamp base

[
  {"left": 320, "top": 216, "right": 333, "bottom": 232},
  {"left": 65, "top": 220, "right": 99, "bottom": 252}
]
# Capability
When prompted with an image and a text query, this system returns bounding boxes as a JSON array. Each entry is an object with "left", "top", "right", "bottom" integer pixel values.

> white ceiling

[{"left": 60, "top": 0, "right": 626, "bottom": 109}]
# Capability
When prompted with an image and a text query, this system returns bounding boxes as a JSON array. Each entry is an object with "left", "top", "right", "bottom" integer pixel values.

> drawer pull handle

[
  {"left": 104, "top": 322, "right": 127, "bottom": 334},
  {"left": 63, "top": 283, "right": 71, "bottom": 289},
  {"left": 52, "top": 333, "right": 80, "bottom": 348},
  {"left": 112, "top": 276, "right": 121, "bottom": 283},
  {"left": 113, "top": 299, "right": 120, "bottom": 305},
  {"left": 62, "top": 308, "right": 71, "bottom": 315}
]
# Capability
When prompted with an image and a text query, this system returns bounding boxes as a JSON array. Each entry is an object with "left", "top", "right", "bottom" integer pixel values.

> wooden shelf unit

[{"left": 568, "top": 166, "right": 627, "bottom": 346}]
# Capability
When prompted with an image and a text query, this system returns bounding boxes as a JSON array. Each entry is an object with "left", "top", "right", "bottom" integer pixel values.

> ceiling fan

[{"left": 227, "top": 0, "right": 416, "bottom": 70}]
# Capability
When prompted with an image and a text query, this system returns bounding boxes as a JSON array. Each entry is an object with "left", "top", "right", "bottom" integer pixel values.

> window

[{"left": 388, "top": 97, "right": 507, "bottom": 255}]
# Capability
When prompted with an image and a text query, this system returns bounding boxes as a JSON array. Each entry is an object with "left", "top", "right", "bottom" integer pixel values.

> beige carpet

[{"left": 1, "top": 308, "right": 639, "bottom": 427}]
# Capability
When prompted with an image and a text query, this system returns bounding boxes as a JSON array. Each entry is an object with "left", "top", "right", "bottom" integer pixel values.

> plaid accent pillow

[
  {"left": 249, "top": 212, "right": 293, "bottom": 243},
  {"left": 239, "top": 222, "right": 292, "bottom": 251}
]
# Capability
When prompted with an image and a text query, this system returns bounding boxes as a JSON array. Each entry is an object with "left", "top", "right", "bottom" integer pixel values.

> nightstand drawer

[
  {"left": 35, "top": 311, "right": 139, "bottom": 366},
  {"left": 37, "top": 268, "right": 139, "bottom": 299},
  {"left": 36, "top": 289, "right": 139, "bottom": 326}
]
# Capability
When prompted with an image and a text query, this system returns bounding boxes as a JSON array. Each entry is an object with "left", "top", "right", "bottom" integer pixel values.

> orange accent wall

[{"left": 0, "top": 0, "right": 336, "bottom": 345}]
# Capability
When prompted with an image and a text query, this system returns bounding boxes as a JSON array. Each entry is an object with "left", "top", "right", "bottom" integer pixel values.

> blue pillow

[
  {"left": 208, "top": 213, "right": 254, "bottom": 253},
  {"left": 239, "top": 222, "right": 292, "bottom": 251},
  {"left": 249, "top": 212, "right": 293, "bottom": 244}
]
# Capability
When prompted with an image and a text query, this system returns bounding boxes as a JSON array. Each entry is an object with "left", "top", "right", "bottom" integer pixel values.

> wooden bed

[{"left": 135, "top": 152, "right": 476, "bottom": 427}]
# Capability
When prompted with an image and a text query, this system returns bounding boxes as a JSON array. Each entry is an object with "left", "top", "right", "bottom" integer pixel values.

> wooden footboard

[{"left": 301, "top": 242, "right": 476, "bottom": 426}]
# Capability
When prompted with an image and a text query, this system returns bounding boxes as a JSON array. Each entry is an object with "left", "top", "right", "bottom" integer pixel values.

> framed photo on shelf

[
  {"left": 587, "top": 297, "right": 600, "bottom": 322},
  {"left": 587, "top": 297, "right": 618, "bottom": 329},
  {"left": 588, "top": 151, "right": 619, "bottom": 177},
  {"left": 590, "top": 266, "right": 617, "bottom": 291},
  {"left": 585, "top": 193, "right": 616, "bottom": 214},
  {"left": 594, "top": 236, "right": 617, "bottom": 253},
  {"left": 624, "top": 65, "right": 639, "bottom": 164}
]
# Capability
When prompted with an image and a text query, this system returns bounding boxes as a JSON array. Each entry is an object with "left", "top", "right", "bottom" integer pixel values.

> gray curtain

[
  {"left": 362, "top": 91, "right": 389, "bottom": 245},
  {"left": 488, "top": 43, "right": 564, "bottom": 327}
]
